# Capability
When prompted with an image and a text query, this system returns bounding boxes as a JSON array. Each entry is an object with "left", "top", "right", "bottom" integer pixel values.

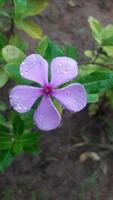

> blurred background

[{"left": 1, "top": 0, "right": 113, "bottom": 199}]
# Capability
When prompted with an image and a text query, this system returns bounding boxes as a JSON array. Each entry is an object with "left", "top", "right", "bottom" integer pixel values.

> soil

[{"left": 1, "top": 0, "right": 113, "bottom": 199}]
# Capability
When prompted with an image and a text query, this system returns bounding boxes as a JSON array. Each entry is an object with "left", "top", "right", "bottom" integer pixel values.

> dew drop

[
  {"left": 64, "top": 69, "right": 68, "bottom": 74},
  {"left": 59, "top": 63, "right": 62, "bottom": 67},
  {"left": 23, "top": 106, "right": 27, "bottom": 110},
  {"left": 25, "top": 70, "right": 29, "bottom": 75},
  {"left": 59, "top": 72, "right": 63, "bottom": 77}
]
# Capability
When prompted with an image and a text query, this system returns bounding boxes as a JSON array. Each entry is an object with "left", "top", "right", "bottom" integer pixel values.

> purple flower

[{"left": 9, "top": 54, "right": 87, "bottom": 131}]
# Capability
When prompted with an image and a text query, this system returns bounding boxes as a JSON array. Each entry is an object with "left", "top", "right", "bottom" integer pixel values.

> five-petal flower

[{"left": 9, "top": 54, "right": 87, "bottom": 131}]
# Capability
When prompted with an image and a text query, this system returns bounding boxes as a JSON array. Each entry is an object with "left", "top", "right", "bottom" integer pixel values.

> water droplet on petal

[
  {"left": 64, "top": 69, "right": 68, "bottom": 74},
  {"left": 59, "top": 63, "right": 62, "bottom": 67},
  {"left": 59, "top": 72, "right": 63, "bottom": 77},
  {"left": 23, "top": 106, "right": 27, "bottom": 110},
  {"left": 25, "top": 70, "right": 29, "bottom": 75}
]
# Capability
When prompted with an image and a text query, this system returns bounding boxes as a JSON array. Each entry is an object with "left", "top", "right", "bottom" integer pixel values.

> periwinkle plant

[{"left": 9, "top": 54, "right": 87, "bottom": 131}]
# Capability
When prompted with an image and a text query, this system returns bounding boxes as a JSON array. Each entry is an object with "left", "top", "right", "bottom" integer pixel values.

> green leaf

[
  {"left": 0, "top": 114, "right": 6, "bottom": 124},
  {"left": 11, "top": 112, "right": 24, "bottom": 135},
  {"left": 103, "top": 46, "right": 113, "bottom": 57},
  {"left": 36, "top": 37, "right": 64, "bottom": 61},
  {"left": 0, "top": 101, "right": 7, "bottom": 111},
  {"left": 13, "top": 0, "right": 27, "bottom": 18},
  {"left": 79, "top": 64, "right": 103, "bottom": 77},
  {"left": 12, "top": 143, "right": 23, "bottom": 154},
  {"left": 0, "top": 33, "right": 7, "bottom": 49},
  {"left": 35, "top": 35, "right": 49, "bottom": 57},
  {"left": 0, "top": 150, "right": 13, "bottom": 172},
  {"left": 84, "top": 50, "right": 93, "bottom": 58},
  {"left": 0, "top": 124, "right": 9, "bottom": 133},
  {"left": 15, "top": 19, "right": 43, "bottom": 39},
  {"left": 53, "top": 99, "right": 62, "bottom": 114},
  {"left": 4, "top": 63, "right": 32, "bottom": 84},
  {"left": 2, "top": 45, "right": 25, "bottom": 63},
  {"left": 14, "top": 0, "right": 48, "bottom": 18},
  {"left": 17, "top": 132, "right": 40, "bottom": 146},
  {"left": 0, "top": 134, "right": 12, "bottom": 150},
  {"left": 0, "top": 68, "right": 8, "bottom": 88},
  {"left": 44, "top": 39, "right": 64, "bottom": 62},
  {"left": 88, "top": 16, "right": 103, "bottom": 44},
  {"left": 87, "top": 94, "right": 99, "bottom": 103},
  {"left": 77, "top": 70, "right": 113, "bottom": 94},
  {"left": 102, "top": 25, "right": 113, "bottom": 46},
  {"left": 9, "top": 34, "right": 29, "bottom": 51},
  {"left": 64, "top": 44, "right": 78, "bottom": 59}
]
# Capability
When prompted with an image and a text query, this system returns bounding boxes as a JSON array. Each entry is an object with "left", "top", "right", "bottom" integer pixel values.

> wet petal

[
  {"left": 53, "top": 83, "right": 87, "bottom": 112},
  {"left": 50, "top": 57, "right": 78, "bottom": 87},
  {"left": 34, "top": 97, "right": 61, "bottom": 131},
  {"left": 20, "top": 54, "right": 48, "bottom": 85},
  {"left": 9, "top": 85, "right": 41, "bottom": 113}
]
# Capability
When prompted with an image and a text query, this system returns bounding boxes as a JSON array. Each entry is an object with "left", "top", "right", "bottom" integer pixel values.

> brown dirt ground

[{"left": 1, "top": 0, "right": 113, "bottom": 199}]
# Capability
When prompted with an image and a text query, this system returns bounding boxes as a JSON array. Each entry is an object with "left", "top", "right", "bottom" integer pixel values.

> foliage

[{"left": 0, "top": 5, "right": 113, "bottom": 171}]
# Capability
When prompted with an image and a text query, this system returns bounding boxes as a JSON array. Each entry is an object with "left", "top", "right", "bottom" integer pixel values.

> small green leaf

[
  {"left": 0, "top": 114, "right": 6, "bottom": 124},
  {"left": 77, "top": 70, "right": 113, "bottom": 94},
  {"left": 9, "top": 34, "right": 29, "bottom": 51},
  {"left": 18, "top": 132, "right": 40, "bottom": 146},
  {"left": 0, "top": 150, "right": 13, "bottom": 171},
  {"left": 12, "top": 143, "right": 23, "bottom": 154},
  {"left": 35, "top": 36, "right": 49, "bottom": 57},
  {"left": 53, "top": 99, "right": 62, "bottom": 114},
  {"left": 64, "top": 44, "right": 78, "bottom": 59},
  {"left": 88, "top": 16, "right": 103, "bottom": 44},
  {"left": 79, "top": 64, "right": 103, "bottom": 77},
  {"left": 14, "top": 0, "right": 48, "bottom": 18},
  {"left": 103, "top": 46, "right": 113, "bottom": 57},
  {"left": 15, "top": 19, "right": 43, "bottom": 39},
  {"left": 44, "top": 39, "right": 64, "bottom": 62},
  {"left": 0, "top": 134, "right": 12, "bottom": 150},
  {"left": 0, "top": 33, "right": 7, "bottom": 49},
  {"left": 0, "top": 124, "right": 9, "bottom": 133},
  {"left": 4, "top": 63, "right": 32, "bottom": 84},
  {"left": 0, "top": 68, "right": 8, "bottom": 88},
  {"left": 102, "top": 25, "right": 113, "bottom": 46},
  {"left": 2, "top": 45, "right": 25, "bottom": 63},
  {"left": 84, "top": 50, "right": 93, "bottom": 58},
  {"left": 11, "top": 112, "right": 24, "bottom": 135},
  {"left": 87, "top": 94, "right": 99, "bottom": 103}
]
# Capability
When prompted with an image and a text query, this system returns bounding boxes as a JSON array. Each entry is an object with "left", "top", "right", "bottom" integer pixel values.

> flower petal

[
  {"left": 9, "top": 85, "right": 41, "bottom": 113},
  {"left": 20, "top": 54, "right": 48, "bottom": 85},
  {"left": 50, "top": 57, "right": 78, "bottom": 87},
  {"left": 34, "top": 97, "right": 61, "bottom": 131},
  {"left": 53, "top": 83, "right": 87, "bottom": 112}
]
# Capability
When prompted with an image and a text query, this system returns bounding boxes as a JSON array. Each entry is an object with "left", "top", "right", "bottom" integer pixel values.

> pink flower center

[{"left": 42, "top": 84, "right": 53, "bottom": 96}]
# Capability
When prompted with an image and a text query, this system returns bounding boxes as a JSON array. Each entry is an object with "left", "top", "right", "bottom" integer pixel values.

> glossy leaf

[
  {"left": 15, "top": 19, "right": 43, "bottom": 39},
  {"left": 14, "top": 0, "right": 48, "bottom": 18},
  {"left": 103, "top": 46, "right": 113, "bottom": 57},
  {"left": 0, "top": 68, "right": 8, "bottom": 88},
  {"left": 2, "top": 45, "right": 25, "bottom": 63},
  {"left": 9, "top": 34, "right": 29, "bottom": 51},
  {"left": 87, "top": 94, "right": 99, "bottom": 103},
  {"left": 88, "top": 16, "right": 102, "bottom": 44},
  {"left": 77, "top": 70, "right": 113, "bottom": 94},
  {"left": 11, "top": 112, "right": 24, "bottom": 135},
  {"left": 0, "top": 151, "right": 13, "bottom": 171},
  {"left": 35, "top": 35, "right": 49, "bottom": 57},
  {"left": 64, "top": 44, "right": 78, "bottom": 59}
]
